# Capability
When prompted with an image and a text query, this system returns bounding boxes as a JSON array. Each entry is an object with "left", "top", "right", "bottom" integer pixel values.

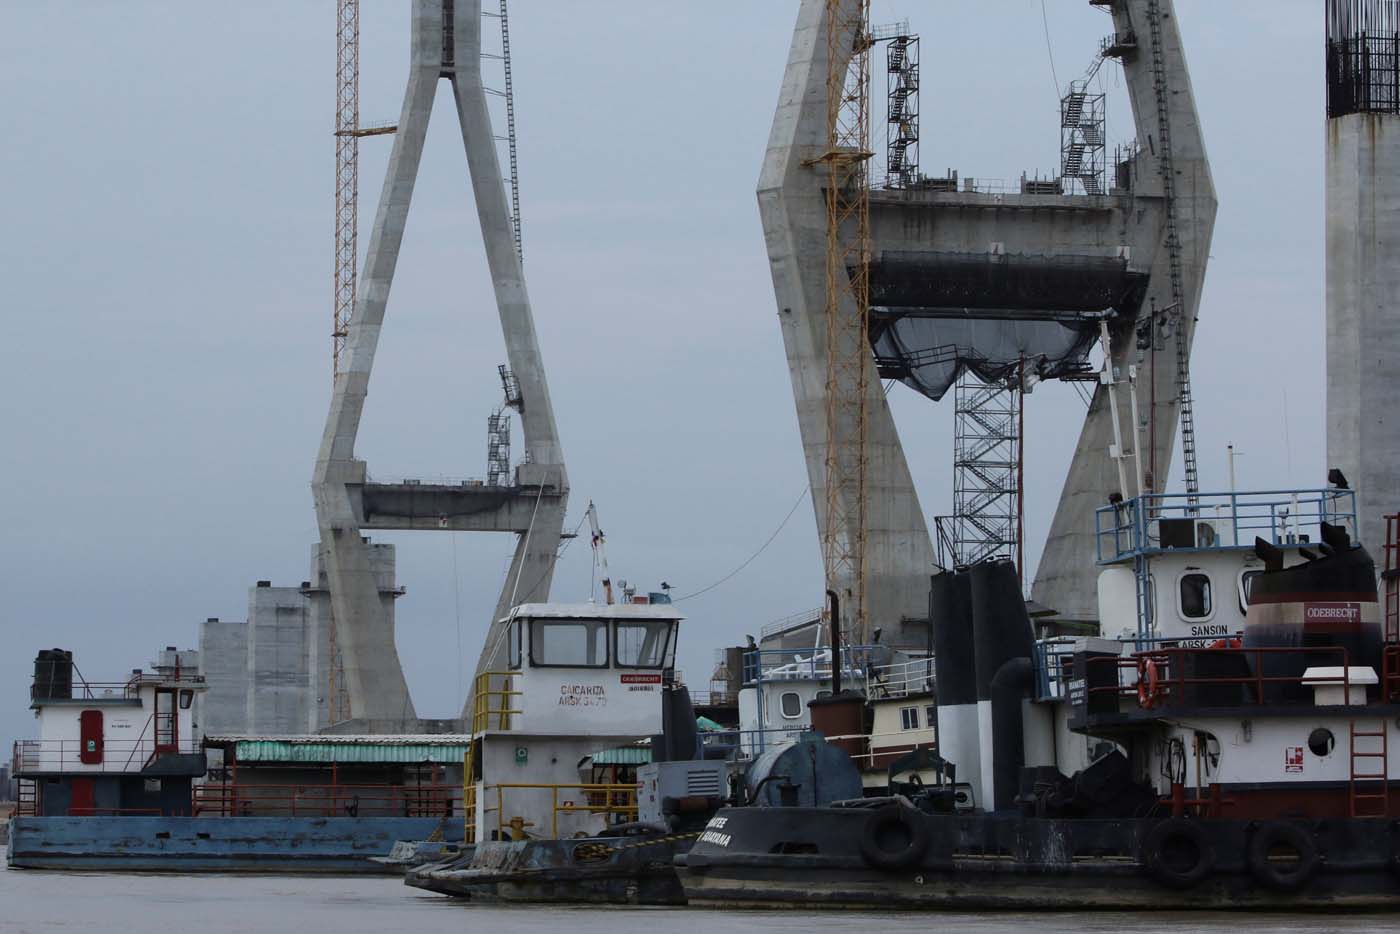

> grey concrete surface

[
  {"left": 1326, "top": 113, "right": 1400, "bottom": 554},
  {"left": 311, "top": 0, "right": 567, "bottom": 727}
]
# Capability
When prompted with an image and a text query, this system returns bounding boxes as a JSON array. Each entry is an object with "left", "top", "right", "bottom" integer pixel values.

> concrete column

[
  {"left": 1033, "top": 0, "right": 1216, "bottom": 620},
  {"left": 760, "top": 0, "right": 936, "bottom": 636},
  {"left": 1327, "top": 114, "right": 1400, "bottom": 552}
]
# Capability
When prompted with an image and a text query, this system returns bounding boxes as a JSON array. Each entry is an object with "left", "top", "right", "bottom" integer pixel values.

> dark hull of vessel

[
  {"left": 677, "top": 807, "right": 1400, "bottom": 910},
  {"left": 405, "top": 834, "right": 691, "bottom": 905},
  {"left": 6, "top": 816, "right": 462, "bottom": 874}
]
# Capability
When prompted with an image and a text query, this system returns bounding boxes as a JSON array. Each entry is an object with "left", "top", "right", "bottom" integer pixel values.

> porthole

[
  {"left": 1307, "top": 727, "right": 1334, "bottom": 757},
  {"left": 779, "top": 691, "right": 802, "bottom": 718}
]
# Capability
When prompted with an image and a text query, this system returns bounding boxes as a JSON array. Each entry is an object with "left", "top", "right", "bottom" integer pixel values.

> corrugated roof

[
  {"left": 207, "top": 734, "right": 469, "bottom": 745},
  {"left": 228, "top": 739, "right": 469, "bottom": 765},
  {"left": 587, "top": 746, "right": 652, "bottom": 766}
]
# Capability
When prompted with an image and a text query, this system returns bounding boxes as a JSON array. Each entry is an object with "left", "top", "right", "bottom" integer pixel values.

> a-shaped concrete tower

[
  {"left": 313, "top": 0, "right": 566, "bottom": 729},
  {"left": 762, "top": 0, "right": 1215, "bottom": 627}
]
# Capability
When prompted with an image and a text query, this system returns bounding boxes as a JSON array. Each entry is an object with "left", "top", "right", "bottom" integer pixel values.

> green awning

[
  {"left": 588, "top": 746, "right": 652, "bottom": 766},
  {"left": 232, "top": 740, "right": 468, "bottom": 765}
]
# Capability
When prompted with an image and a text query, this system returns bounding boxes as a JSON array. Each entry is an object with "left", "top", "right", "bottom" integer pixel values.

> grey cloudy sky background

[{"left": 0, "top": 1, "right": 1324, "bottom": 745}]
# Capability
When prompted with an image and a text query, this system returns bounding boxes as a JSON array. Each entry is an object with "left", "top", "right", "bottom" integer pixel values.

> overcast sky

[{"left": 0, "top": 1, "right": 1325, "bottom": 745}]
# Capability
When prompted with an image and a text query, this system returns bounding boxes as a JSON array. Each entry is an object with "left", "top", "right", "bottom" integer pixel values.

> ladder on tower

[
  {"left": 1348, "top": 719, "right": 1390, "bottom": 818},
  {"left": 1145, "top": 0, "right": 1198, "bottom": 500}
]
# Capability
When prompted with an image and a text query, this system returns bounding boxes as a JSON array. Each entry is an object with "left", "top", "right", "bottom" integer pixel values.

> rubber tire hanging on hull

[
  {"left": 1247, "top": 821, "right": 1318, "bottom": 891},
  {"left": 1142, "top": 818, "right": 1214, "bottom": 889},
  {"left": 858, "top": 805, "right": 929, "bottom": 871}
]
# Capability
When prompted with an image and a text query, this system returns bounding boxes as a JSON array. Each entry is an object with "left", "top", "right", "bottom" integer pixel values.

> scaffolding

[
  {"left": 1060, "top": 79, "right": 1106, "bottom": 196},
  {"left": 487, "top": 408, "right": 512, "bottom": 486},
  {"left": 884, "top": 31, "right": 919, "bottom": 188},
  {"left": 951, "top": 368, "right": 1023, "bottom": 571}
]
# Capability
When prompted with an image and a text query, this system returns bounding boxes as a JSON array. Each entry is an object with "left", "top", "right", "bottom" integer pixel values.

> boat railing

[
  {"left": 191, "top": 781, "right": 457, "bottom": 818},
  {"left": 471, "top": 670, "right": 522, "bottom": 733},
  {"left": 477, "top": 782, "right": 638, "bottom": 840},
  {"left": 741, "top": 646, "right": 879, "bottom": 687},
  {"left": 759, "top": 607, "right": 825, "bottom": 639},
  {"left": 1078, "top": 644, "right": 1372, "bottom": 712},
  {"left": 865, "top": 657, "right": 935, "bottom": 700},
  {"left": 11, "top": 738, "right": 203, "bottom": 776},
  {"left": 1094, "top": 488, "right": 1357, "bottom": 564}
]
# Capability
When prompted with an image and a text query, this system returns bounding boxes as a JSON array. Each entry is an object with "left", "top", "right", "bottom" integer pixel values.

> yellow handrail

[
  {"left": 487, "top": 782, "right": 639, "bottom": 840},
  {"left": 463, "top": 670, "right": 523, "bottom": 844}
]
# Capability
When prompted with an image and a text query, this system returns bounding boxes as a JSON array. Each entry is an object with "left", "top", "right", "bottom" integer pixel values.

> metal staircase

[{"left": 1145, "top": 0, "right": 1199, "bottom": 499}]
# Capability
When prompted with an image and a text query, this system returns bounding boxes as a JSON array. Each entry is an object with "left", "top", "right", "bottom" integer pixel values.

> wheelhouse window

[
  {"left": 1179, "top": 573, "right": 1213, "bottom": 620},
  {"left": 508, "top": 621, "right": 522, "bottom": 669},
  {"left": 779, "top": 691, "right": 802, "bottom": 718},
  {"left": 900, "top": 706, "right": 919, "bottom": 730},
  {"left": 614, "top": 620, "right": 675, "bottom": 669},
  {"left": 529, "top": 619, "right": 608, "bottom": 668},
  {"left": 1238, "top": 570, "right": 1263, "bottom": 615}
]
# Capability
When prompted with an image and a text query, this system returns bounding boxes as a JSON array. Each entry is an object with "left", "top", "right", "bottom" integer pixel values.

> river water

[{"left": 0, "top": 855, "right": 1395, "bottom": 933}]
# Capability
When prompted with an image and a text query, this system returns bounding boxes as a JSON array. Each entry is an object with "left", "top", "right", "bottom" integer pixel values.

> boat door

[
  {"left": 79, "top": 709, "right": 104, "bottom": 764},
  {"left": 154, "top": 688, "right": 177, "bottom": 755},
  {"left": 70, "top": 777, "right": 95, "bottom": 815}
]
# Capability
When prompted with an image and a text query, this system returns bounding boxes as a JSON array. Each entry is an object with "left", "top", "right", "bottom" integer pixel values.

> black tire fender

[
  {"left": 858, "top": 804, "right": 929, "bottom": 871},
  {"left": 1248, "top": 820, "right": 1318, "bottom": 892},
  {"left": 1142, "top": 818, "right": 1215, "bottom": 889}
]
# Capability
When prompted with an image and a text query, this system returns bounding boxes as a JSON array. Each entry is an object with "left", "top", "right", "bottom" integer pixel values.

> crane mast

[{"left": 815, "top": 0, "right": 874, "bottom": 644}]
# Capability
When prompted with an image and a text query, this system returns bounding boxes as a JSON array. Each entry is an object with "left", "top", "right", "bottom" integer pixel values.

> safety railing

[
  {"left": 741, "top": 646, "right": 879, "bottom": 687},
  {"left": 12, "top": 739, "right": 202, "bottom": 776},
  {"left": 472, "top": 670, "right": 522, "bottom": 734},
  {"left": 191, "top": 782, "right": 456, "bottom": 818},
  {"left": 1079, "top": 645, "right": 1359, "bottom": 712},
  {"left": 1095, "top": 488, "right": 1357, "bottom": 564},
  {"left": 481, "top": 782, "right": 638, "bottom": 840},
  {"left": 865, "top": 657, "right": 935, "bottom": 700},
  {"left": 759, "top": 607, "right": 825, "bottom": 639}
]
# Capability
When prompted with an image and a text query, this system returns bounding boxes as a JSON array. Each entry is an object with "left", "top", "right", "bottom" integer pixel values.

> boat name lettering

[
  {"left": 706, "top": 816, "right": 728, "bottom": 829},
  {"left": 699, "top": 830, "right": 731, "bottom": 847},
  {"left": 1304, "top": 602, "right": 1361, "bottom": 623},
  {"left": 558, "top": 684, "right": 608, "bottom": 707},
  {"left": 1188, "top": 624, "right": 1230, "bottom": 638},
  {"left": 620, "top": 673, "right": 663, "bottom": 685}
]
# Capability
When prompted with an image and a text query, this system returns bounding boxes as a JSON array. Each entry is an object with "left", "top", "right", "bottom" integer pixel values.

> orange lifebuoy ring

[
  {"left": 1209, "top": 637, "right": 1243, "bottom": 649},
  {"left": 1137, "top": 657, "right": 1162, "bottom": 709}
]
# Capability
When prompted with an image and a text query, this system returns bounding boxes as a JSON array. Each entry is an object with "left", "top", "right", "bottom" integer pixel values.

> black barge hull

[
  {"left": 677, "top": 807, "right": 1400, "bottom": 910},
  {"left": 406, "top": 834, "right": 691, "bottom": 905}
]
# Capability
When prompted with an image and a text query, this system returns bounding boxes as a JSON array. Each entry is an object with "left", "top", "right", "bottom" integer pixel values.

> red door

[
  {"left": 70, "top": 777, "right": 95, "bottom": 815},
  {"left": 79, "top": 709, "right": 104, "bottom": 764}
]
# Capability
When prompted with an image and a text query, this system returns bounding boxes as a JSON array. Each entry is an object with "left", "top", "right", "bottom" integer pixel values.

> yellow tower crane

[{"left": 811, "top": 0, "right": 874, "bottom": 644}]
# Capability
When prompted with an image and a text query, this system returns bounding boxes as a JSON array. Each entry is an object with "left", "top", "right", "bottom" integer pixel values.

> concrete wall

[
  {"left": 245, "top": 583, "right": 317, "bottom": 735},
  {"left": 196, "top": 543, "right": 400, "bottom": 737},
  {"left": 197, "top": 619, "right": 248, "bottom": 738},
  {"left": 1326, "top": 113, "right": 1400, "bottom": 553}
]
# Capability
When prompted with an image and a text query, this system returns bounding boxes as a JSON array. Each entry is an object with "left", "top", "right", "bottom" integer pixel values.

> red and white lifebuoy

[{"left": 1137, "top": 657, "right": 1162, "bottom": 709}]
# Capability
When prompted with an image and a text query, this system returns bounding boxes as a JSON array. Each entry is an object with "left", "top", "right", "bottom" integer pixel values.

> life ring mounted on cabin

[{"left": 1137, "top": 657, "right": 1163, "bottom": 709}]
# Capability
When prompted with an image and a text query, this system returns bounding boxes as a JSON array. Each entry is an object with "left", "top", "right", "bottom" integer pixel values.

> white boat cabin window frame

[
  {"left": 613, "top": 619, "right": 677, "bottom": 670},
  {"left": 900, "top": 706, "right": 920, "bottom": 730},
  {"left": 779, "top": 691, "right": 803, "bottom": 719},
  {"left": 1237, "top": 569, "right": 1263, "bottom": 616},
  {"left": 508, "top": 620, "right": 523, "bottom": 669},
  {"left": 1176, "top": 571, "right": 1215, "bottom": 623},
  {"left": 528, "top": 618, "right": 610, "bottom": 669}
]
